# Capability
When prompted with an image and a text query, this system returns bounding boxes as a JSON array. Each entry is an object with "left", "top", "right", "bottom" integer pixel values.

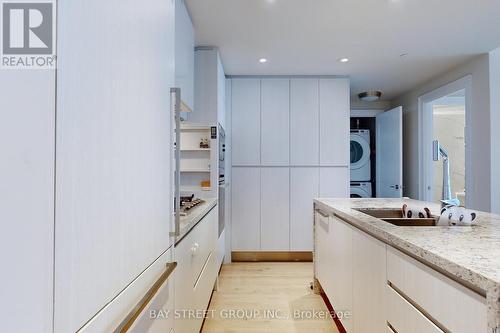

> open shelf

[
  {"left": 180, "top": 148, "right": 211, "bottom": 151},
  {"left": 180, "top": 169, "right": 210, "bottom": 173}
]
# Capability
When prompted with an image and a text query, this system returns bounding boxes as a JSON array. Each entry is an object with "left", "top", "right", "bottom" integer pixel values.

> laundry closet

[{"left": 350, "top": 107, "right": 404, "bottom": 199}]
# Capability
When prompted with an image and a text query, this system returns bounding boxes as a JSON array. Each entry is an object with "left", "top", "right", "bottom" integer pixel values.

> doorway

[{"left": 418, "top": 76, "right": 471, "bottom": 206}]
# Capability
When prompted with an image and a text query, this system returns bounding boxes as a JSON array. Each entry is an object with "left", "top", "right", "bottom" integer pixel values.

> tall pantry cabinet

[
  {"left": 1, "top": 0, "right": 177, "bottom": 332},
  {"left": 230, "top": 77, "right": 350, "bottom": 252}
]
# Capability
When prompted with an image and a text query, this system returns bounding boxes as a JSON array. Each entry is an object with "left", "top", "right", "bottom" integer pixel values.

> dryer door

[
  {"left": 350, "top": 186, "right": 369, "bottom": 198},
  {"left": 350, "top": 134, "right": 370, "bottom": 170}
]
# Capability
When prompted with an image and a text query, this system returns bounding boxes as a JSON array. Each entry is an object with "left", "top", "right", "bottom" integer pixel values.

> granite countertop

[
  {"left": 313, "top": 198, "right": 500, "bottom": 330},
  {"left": 176, "top": 198, "right": 217, "bottom": 243}
]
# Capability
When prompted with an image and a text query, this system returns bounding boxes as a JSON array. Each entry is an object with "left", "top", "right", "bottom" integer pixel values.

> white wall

[
  {"left": 392, "top": 55, "right": 491, "bottom": 212},
  {"left": 490, "top": 48, "right": 500, "bottom": 213}
]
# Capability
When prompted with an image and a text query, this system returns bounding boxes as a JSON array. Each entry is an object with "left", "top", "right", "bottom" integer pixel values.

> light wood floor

[{"left": 201, "top": 262, "right": 339, "bottom": 333}]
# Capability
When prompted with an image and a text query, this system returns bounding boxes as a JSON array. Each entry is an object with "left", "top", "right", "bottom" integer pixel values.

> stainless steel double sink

[{"left": 355, "top": 208, "right": 438, "bottom": 227}]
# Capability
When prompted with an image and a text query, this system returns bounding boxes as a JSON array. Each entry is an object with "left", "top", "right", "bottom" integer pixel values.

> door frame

[{"left": 417, "top": 75, "right": 472, "bottom": 205}]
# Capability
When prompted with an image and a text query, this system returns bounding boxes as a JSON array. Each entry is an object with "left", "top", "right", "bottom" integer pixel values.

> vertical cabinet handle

[{"left": 170, "top": 87, "right": 181, "bottom": 237}]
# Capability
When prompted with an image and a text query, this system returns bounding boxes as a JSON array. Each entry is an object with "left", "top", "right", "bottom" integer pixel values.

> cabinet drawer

[
  {"left": 194, "top": 251, "right": 217, "bottom": 315},
  {"left": 386, "top": 284, "right": 444, "bottom": 333},
  {"left": 180, "top": 207, "right": 216, "bottom": 287},
  {"left": 127, "top": 270, "right": 175, "bottom": 333},
  {"left": 387, "top": 246, "right": 487, "bottom": 333}
]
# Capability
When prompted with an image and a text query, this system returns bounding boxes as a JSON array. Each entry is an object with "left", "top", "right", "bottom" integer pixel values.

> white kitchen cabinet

[
  {"left": 54, "top": 0, "right": 175, "bottom": 331},
  {"left": 386, "top": 246, "right": 487, "bottom": 333},
  {"left": 386, "top": 285, "right": 444, "bottom": 333},
  {"left": 78, "top": 247, "right": 175, "bottom": 333},
  {"left": 352, "top": 227, "right": 387, "bottom": 333},
  {"left": 290, "top": 78, "right": 319, "bottom": 166},
  {"left": 314, "top": 209, "right": 330, "bottom": 288},
  {"left": 319, "top": 78, "right": 350, "bottom": 166},
  {"left": 231, "top": 167, "right": 261, "bottom": 250},
  {"left": 261, "top": 79, "right": 290, "bottom": 165},
  {"left": 316, "top": 213, "right": 354, "bottom": 332},
  {"left": 327, "top": 215, "right": 353, "bottom": 333},
  {"left": 231, "top": 79, "right": 261, "bottom": 165},
  {"left": 217, "top": 55, "right": 226, "bottom": 128},
  {"left": 319, "top": 167, "right": 350, "bottom": 197},
  {"left": 261, "top": 168, "right": 290, "bottom": 250},
  {"left": 191, "top": 48, "right": 226, "bottom": 125},
  {"left": 291, "top": 168, "right": 319, "bottom": 251},
  {"left": 120, "top": 248, "right": 175, "bottom": 333},
  {"left": 0, "top": 71, "right": 55, "bottom": 333},
  {"left": 175, "top": 0, "right": 194, "bottom": 112},
  {"left": 175, "top": 206, "right": 218, "bottom": 333}
]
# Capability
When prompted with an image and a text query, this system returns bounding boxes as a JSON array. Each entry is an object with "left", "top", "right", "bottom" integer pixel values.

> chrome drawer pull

[{"left": 113, "top": 261, "right": 177, "bottom": 333}]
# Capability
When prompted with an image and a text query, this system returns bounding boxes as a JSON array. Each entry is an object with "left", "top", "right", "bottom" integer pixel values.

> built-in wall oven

[{"left": 218, "top": 124, "right": 225, "bottom": 237}]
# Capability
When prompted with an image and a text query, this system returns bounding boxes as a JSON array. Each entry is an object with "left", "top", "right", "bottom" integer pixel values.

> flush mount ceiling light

[
  {"left": 358, "top": 91, "right": 382, "bottom": 102},
  {"left": 339, "top": 58, "right": 349, "bottom": 63},
  {"left": 259, "top": 58, "right": 267, "bottom": 63}
]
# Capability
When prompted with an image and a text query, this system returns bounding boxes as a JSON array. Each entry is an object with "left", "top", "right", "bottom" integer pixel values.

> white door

[
  {"left": 261, "top": 79, "right": 290, "bottom": 166},
  {"left": 231, "top": 167, "right": 261, "bottom": 250},
  {"left": 261, "top": 168, "right": 290, "bottom": 250},
  {"left": 231, "top": 79, "right": 261, "bottom": 165},
  {"left": 319, "top": 167, "right": 350, "bottom": 198},
  {"left": 290, "top": 79, "right": 319, "bottom": 166},
  {"left": 290, "top": 168, "right": 319, "bottom": 251},
  {"left": 376, "top": 107, "right": 403, "bottom": 198},
  {"left": 55, "top": 0, "right": 175, "bottom": 331},
  {"left": 319, "top": 78, "right": 350, "bottom": 166}
]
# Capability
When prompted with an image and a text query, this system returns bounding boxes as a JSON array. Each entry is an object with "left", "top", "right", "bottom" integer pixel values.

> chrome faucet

[{"left": 433, "top": 140, "right": 460, "bottom": 208}]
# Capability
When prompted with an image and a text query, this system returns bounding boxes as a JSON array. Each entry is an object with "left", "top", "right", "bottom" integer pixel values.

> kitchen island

[{"left": 313, "top": 198, "right": 500, "bottom": 333}]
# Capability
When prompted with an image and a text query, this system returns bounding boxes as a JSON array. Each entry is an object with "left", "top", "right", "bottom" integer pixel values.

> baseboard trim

[{"left": 231, "top": 251, "right": 313, "bottom": 262}]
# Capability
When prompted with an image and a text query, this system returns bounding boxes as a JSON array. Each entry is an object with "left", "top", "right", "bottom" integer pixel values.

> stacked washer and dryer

[{"left": 350, "top": 129, "right": 373, "bottom": 198}]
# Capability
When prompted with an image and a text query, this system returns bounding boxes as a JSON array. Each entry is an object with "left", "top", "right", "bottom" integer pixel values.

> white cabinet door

[
  {"left": 261, "top": 79, "right": 290, "bottom": 165},
  {"left": 175, "top": 0, "right": 194, "bottom": 111},
  {"left": 261, "top": 168, "right": 290, "bottom": 250},
  {"left": 352, "top": 227, "right": 387, "bottom": 333},
  {"left": 319, "top": 167, "right": 350, "bottom": 197},
  {"left": 54, "top": 1, "right": 175, "bottom": 332},
  {"left": 319, "top": 78, "right": 350, "bottom": 166},
  {"left": 232, "top": 79, "right": 261, "bottom": 165},
  {"left": 0, "top": 71, "right": 55, "bottom": 333},
  {"left": 290, "top": 79, "right": 319, "bottom": 166},
  {"left": 328, "top": 216, "right": 353, "bottom": 333},
  {"left": 231, "top": 168, "right": 261, "bottom": 250},
  {"left": 314, "top": 210, "right": 330, "bottom": 287},
  {"left": 291, "top": 168, "right": 319, "bottom": 251}
]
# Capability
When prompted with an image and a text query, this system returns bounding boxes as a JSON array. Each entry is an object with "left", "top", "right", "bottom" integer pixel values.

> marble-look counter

[
  {"left": 176, "top": 198, "right": 217, "bottom": 244},
  {"left": 314, "top": 198, "right": 500, "bottom": 332}
]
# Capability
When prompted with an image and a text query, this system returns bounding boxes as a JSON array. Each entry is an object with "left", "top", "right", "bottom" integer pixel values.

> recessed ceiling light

[
  {"left": 339, "top": 58, "right": 349, "bottom": 63},
  {"left": 259, "top": 58, "right": 268, "bottom": 63}
]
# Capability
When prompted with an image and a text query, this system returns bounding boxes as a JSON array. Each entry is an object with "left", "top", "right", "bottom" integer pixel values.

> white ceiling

[{"left": 185, "top": 0, "right": 500, "bottom": 100}]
